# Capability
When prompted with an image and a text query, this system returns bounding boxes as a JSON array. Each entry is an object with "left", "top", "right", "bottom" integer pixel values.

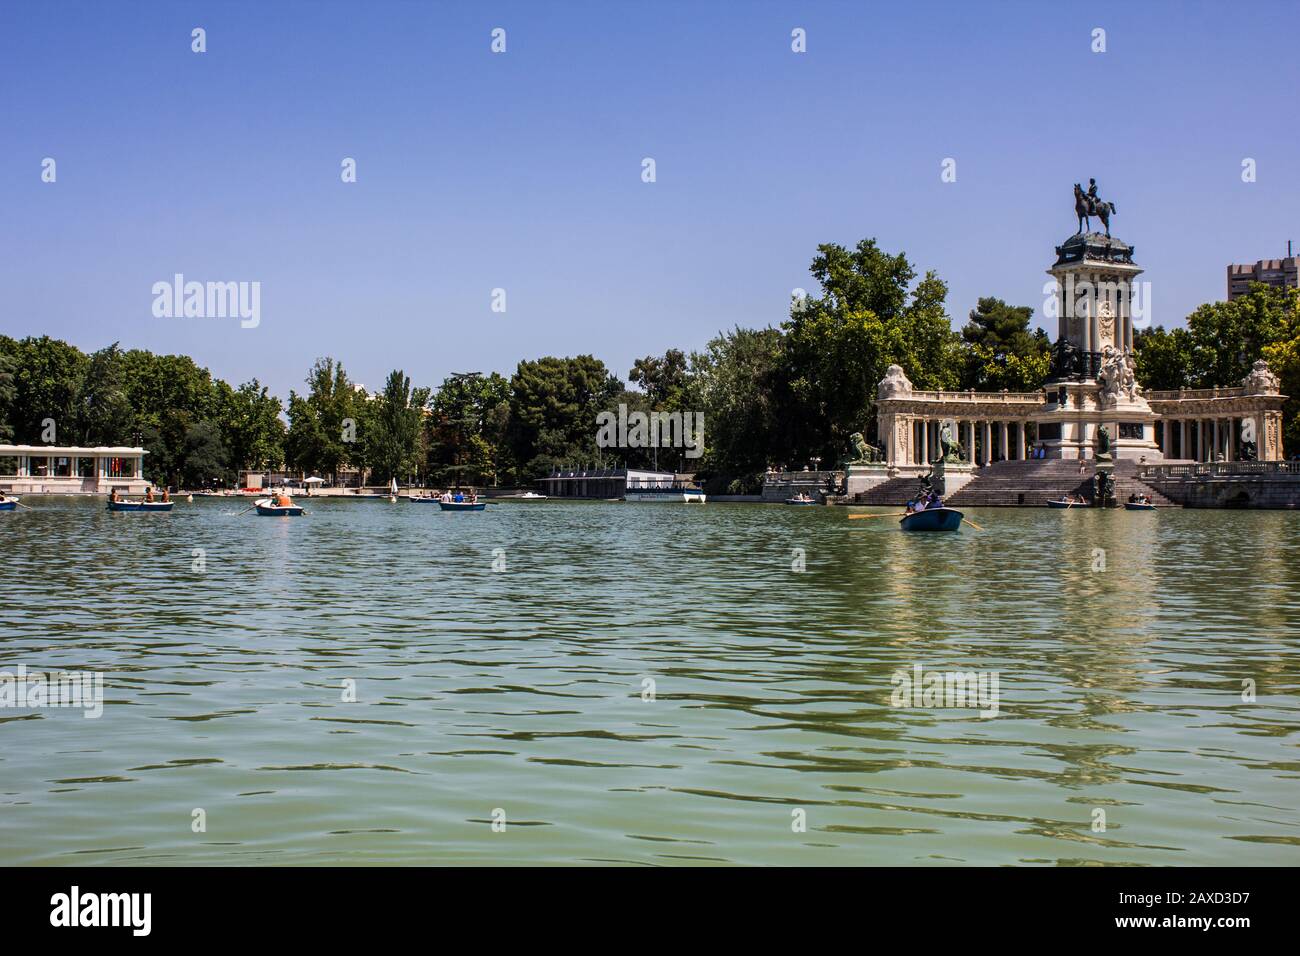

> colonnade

[{"left": 907, "top": 418, "right": 1027, "bottom": 466}]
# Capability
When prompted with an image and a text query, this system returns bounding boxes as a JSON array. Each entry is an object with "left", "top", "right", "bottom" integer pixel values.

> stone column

[
  {"left": 998, "top": 421, "right": 1008, "bottom": 462},
  {"left": 922, "top": 420, "right": 929, "bottom": 465},
  {"left": 1017, "top": 421, "right": 1026, "bottom": 460},
  {"left": 967, "top": 421, "right": 976, "bottom": 464}
]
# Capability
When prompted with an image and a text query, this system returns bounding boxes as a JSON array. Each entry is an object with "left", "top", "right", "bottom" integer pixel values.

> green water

[{"left": 1, "top": 497, "right": 1297, "bottom": 866}]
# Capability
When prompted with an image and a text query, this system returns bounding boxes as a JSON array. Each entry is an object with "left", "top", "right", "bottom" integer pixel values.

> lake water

[{"left": 1, "top": 497, "right": 1298, "bottom": 866}]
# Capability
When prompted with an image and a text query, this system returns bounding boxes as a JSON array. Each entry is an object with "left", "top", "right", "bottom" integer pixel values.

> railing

[
  {"left": 1145, "top": 386, "right": 1250, "bottom": 401},
  {"left": 1140, "top": 461, "right": 1300, "bottom": 479},
  {"left": 900, "top": 390, "right": 1045, "bottom": 404}
]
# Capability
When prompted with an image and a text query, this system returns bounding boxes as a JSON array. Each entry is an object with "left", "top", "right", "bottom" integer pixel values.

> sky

[{"left": 1, "top": 0, "right": 1297, "bottom": 400}]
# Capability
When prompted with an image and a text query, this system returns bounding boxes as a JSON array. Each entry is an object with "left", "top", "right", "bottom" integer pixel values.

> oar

[
  {"left": 848, "top": 512, "right": 908, "bottom": 519},
  {"left": 963, "top": 516, "right": 985, "bottom": 531}
]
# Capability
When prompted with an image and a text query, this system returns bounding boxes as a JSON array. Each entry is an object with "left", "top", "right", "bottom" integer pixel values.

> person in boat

[
  {"left": 453, "top": 491, "right": 464, "bottom": 503},
  {"left": 162, "top": 488, "right": 171, "bottom": 503},
  {"left": 145, "top": 486, "right": 155, "bottom": 502}
]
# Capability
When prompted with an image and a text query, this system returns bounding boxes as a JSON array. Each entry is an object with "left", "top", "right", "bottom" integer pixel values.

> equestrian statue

[{"left": 1074, "top": 178, "right": 1116, "bottom": 237}]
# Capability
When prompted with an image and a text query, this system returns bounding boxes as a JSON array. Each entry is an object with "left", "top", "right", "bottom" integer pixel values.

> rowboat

[
  {"left": 107, "top": 499, "right": 174, "bottom": 512},
  {"left": 406, "top": 495, "right": 443, "bottom": 504},
  {"left": 439, "top": 500, "right": 486, "bottom": 512},
  {"left": 1047, "top": 498, "right": 1083, "bottom": 509},
  {"left": 785, "top": 495, "right": 817, "bottom": 505},
  {"left": 255, "top": 498, "right": 304, "bottom": 516},
  {"left": 0, "top": 497, "right": 17, "bottom": 511},
  {"left": 1124, "top": 501, "right": 1156, "bottom": 511},
  {"left": 899, "top": 507, "right": 964, "bottom": 531}
]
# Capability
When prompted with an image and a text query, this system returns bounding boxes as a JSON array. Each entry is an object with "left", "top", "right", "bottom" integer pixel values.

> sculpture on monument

[
  {"left": 844, "top": 431, "right": 881, "bottom": 464},
  {"left": 1092, "top": 468, "right": 1115, "bottom": 506},
  {"left": 1240, "top": 417, "right": 1259, "bottom": 461},
  {"left": 939, "top": 420, "right": 963, "bottom": 462},
  {"left": 1049, "top": 336, "right": 1079, "bottom": 382},
  {"left": 1096, "top": 424, "right": 1112, "bottom": 459},
  {"left": 920, "top": 456, "right": 947, "bottom": 499},
  {"left": 1097, "top": 346, "right": 1126, "bottom": 404},
  {"left": 1242, "top": 359, "right": 1280, "bottom": 395},
  {"left": 1074, "top": 178, "right": 1117, "bottom": 237},
  {"left": 877, "top": 364, "right": 913, "bottom": 400}
]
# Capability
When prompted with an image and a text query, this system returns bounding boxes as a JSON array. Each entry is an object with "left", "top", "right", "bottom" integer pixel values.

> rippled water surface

[{"left": 1, "top": 497, "right": 1298, "bottom": 865}]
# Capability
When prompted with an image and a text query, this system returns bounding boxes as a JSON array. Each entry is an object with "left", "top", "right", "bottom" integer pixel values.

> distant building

[
  {"left": 1227, "top": 256, "right": 1299, "bottom": 300},
  {"left": 539, "top": 467, "right": 707, "bottom": 500},
  {"left": 0, "top": 444, "right": 150, "bottom": 495}
]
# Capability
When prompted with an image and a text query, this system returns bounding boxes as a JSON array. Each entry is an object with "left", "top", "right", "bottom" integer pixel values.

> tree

[
  {"left": 364, "top": 369, "right": 427, "bottom": 485},
  {"left": 629, "top": 349, "right": 689, "bottom": 408},
  {"left": 283, "top": 358, "right": 356, "bottom": 480},
  {"left": 0, "top": 338, "right": 16, "bottom": 442},
  {"left": 218, "top": 379, "right": 285, "bottom": 474},
  {"left": 1135, "top": 284, "right": 1300, "bottom": 455},
  {"left": 8, "top": 336, "right": 88, "bottom": 443},
  {"left": 179, "top": 419, "right": 230, "bottom": 489},
  {"left": 427, "top": 372, "right": 511, "bottom": 486},
  {"left": 507, "top": 356, "right": 621, "bottom": 476},
  {"left": 780, "top": 239, "right": 961, "bottom": 464},
  {"left": 689, "top": 326, "right": 784, "bottom": 491},
  {"left": 1133, "top": 326, "right": 1194, "bottom": 390},
  {"left": 75, "top": 343, "right": 135, "bottom": 446},
  {"left": 959, "top": 297, "right": 1050, "bottom": 392}
]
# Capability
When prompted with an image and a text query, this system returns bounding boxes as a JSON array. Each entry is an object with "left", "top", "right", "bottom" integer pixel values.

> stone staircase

[
  {"left": 946, "top": 460, "right": 1095, "bottom": 507},
  {"left": 850, "top": 477, "right": 921, "bottom": 506},
  {"left": 1109, "top": 459, "right": 1178, "bottom": 507}
]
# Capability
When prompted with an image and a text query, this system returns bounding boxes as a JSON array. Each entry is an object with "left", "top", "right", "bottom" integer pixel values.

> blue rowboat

[
  {"left": 0, "top": 499, "right": 17, "bottom": 511},
  {"left": 255, "top": 498, "right": 304, "bottom": 516},
  {"left": 1047, "top": 498, "right": 1083, "bottom": 509},
  {"left": 1123, "top": 501, "right": 1156, "bottom": 511},
  {"left": 107, "top": 499, "right": 174, "bottom": 512},
  {"left": 407, "top": 496, "right": 443, "bottom": 504},
  {"left": 899, "top": 507, "right": 963, "bottom": 531},
  {"left": 784, "top": 497, "right": 817, "bottom": 505},
  {"left": 439, "top": 500, "right": 486, "bottom": 511}
]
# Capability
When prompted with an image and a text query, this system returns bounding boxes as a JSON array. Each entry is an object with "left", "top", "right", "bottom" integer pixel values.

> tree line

[{"left": 3, "top": 237, "right": 1295, "bottom": 491}]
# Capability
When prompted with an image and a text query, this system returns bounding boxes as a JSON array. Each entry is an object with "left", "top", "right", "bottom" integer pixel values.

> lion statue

[{"left": 845, "top": 431, "right": 881, "bottom": 464}]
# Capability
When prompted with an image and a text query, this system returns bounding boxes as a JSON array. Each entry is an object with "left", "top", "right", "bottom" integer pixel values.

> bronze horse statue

[{"left": 1074, "top": 183, "right": 1116, "bottom": 237}]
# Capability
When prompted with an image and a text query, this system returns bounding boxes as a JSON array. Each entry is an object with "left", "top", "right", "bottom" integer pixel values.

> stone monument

[{"left": 1034, "top": 179, "right": 1161, "bottom": 461}]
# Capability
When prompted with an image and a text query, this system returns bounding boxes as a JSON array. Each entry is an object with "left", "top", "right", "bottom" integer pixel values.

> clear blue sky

[{"left": 2, "top": 1, "right": 1297, "bottom": 399}]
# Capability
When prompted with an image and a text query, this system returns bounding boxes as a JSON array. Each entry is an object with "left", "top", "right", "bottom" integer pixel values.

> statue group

[{"left": 1097, "top": 346, "right": 1138, "bottom": 404}]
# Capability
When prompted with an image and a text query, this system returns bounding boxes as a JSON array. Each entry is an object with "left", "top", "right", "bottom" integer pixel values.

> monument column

[
  {"left": 922, "top": 420, "right": 930, "bottom": 465},
  {"left": 967, "top": 422, "right": 976, "bottom": 464},
  {"left": 1017, "top": 422, "right": 1026, "bottom": 460},
  {"left": 999, "top": 422, "right": 1008, "bottom": 462}
]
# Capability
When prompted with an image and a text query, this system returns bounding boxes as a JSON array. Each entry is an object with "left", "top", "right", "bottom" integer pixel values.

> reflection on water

[{"left": 1, "top": 497, "right": 1298, "bottom": 865}]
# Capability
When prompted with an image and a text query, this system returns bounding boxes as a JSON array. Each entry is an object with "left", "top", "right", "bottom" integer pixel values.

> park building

[{"left": 0, "top": 444, "right": 151, "bottom": 496}]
